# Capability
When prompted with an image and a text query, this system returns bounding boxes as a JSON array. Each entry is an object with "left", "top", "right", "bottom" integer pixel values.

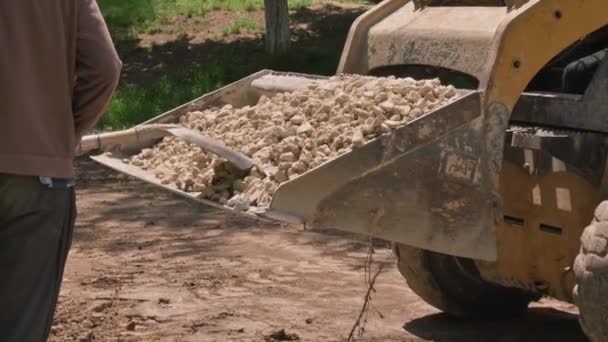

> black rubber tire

[
  {"left": 394, "top": 244, "right": 539, "bottom": 318},
  {"left": 573, "top": 201, "right": 608, "bottom": 342}
]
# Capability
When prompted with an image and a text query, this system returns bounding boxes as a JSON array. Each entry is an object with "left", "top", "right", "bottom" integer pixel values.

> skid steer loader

[{"left": 82, "top": 0, "right": 608, "bottom": 340}]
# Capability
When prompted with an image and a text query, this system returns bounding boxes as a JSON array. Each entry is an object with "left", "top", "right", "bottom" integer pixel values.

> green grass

[
  {"left": 100, "top": 68, "right": 227, "bottom": 129},
  {"left": 98, "top": 45, "right": 342, "bottom": 129},
  {"left": 99, "top": 0, "right": 315, "bottom": 38},
  {"left": 218, "top": 18, "right": 262, "bottom": 38},
  {"left": 96, "top": 0, "right": 367, "bottom": 130}
]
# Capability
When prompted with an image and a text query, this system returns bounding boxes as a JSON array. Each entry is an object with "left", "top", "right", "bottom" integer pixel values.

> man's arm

[{"left": 73, "top": 0, "right": 122, "bottom": 142}]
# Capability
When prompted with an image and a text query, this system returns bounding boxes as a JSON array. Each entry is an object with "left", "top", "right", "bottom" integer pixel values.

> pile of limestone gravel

[{"left": 128, "top": 74, "right": 457, "bottom": 212}]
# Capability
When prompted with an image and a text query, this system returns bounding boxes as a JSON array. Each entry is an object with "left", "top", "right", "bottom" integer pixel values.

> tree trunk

[{"left": 264, "top": 0, "right": 290, "bottom": 54}]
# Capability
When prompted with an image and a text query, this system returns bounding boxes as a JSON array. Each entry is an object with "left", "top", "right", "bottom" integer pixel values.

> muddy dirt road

[{"left": 49, "top": 161, "right": 587, "bottom": 341}]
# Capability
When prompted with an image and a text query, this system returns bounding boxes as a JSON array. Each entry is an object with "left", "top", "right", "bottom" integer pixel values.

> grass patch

[
  {"left": 100, "top": 68, "right": 226, "bottom": 129},
  {"left": 99, "top": 0, "right": 315, "bottom": 38},
  {"left": 98, "top": 45, "right": 342, "bottom": 130},
  {"left": 96, "top": 0, "right": 368, "bottom": 129},
  {"left": 218, "top": 18, "right": 262, "bottom": 38}
]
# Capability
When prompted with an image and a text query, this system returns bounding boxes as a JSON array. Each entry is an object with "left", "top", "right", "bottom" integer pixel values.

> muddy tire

[
  {"left": 394, "top": 244, "right": 539, "bottom": 318},
  {"left": 573, "top": 202, "right": 608, "bottom": 342}
]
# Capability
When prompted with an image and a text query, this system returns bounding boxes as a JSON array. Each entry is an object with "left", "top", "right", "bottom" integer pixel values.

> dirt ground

[{"left": 49, "top": 160, "right": 588, "bottom": 342}]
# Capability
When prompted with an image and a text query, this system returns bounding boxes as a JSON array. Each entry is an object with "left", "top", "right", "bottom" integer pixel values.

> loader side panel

[{"left": 481, "top": 158, "right": 602, "bottom": 301}]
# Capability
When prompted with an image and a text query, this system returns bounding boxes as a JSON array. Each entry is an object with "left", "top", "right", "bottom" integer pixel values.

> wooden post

[{"left": 264, "top": 0, "right": 290, "bottom": 54}]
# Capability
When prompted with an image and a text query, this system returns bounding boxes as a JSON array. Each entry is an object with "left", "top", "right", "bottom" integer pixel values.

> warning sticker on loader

[{"left": 440, "top": 151, "right": 479, "bottom": 183}]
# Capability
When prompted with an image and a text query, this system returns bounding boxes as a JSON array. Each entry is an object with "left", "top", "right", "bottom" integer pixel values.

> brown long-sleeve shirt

[{"left": 0, "top": 0, "right": 122, "bottom": 178}]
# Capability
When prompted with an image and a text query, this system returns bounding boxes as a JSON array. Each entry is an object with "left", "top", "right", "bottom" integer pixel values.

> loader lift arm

[
  {"left": 484, "top": 0, "right": 608, "bottom": 111},
  {"left": 482, "top": 0, "right": 608, "bottom": 213}
]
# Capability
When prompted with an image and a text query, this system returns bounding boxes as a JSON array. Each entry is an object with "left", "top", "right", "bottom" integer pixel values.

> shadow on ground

[
  {"left": 73, "top": 158, "right": 380, "bottom": 266},
  {"left": 404, "top": 308, "right": 586, "bottom": 342}
]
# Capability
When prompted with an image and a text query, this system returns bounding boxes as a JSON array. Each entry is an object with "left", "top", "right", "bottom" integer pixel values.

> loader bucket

[
  {"left": 265, "top": 90, "right": 499, "bottom": 261},
  {"left": 86, "top": 70, "right": 498, "bottom": 261}
]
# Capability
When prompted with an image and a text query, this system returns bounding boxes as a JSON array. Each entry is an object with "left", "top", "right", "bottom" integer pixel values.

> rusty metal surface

[{"left": 268, "top": 91, "right": 500, "bottom": 261}]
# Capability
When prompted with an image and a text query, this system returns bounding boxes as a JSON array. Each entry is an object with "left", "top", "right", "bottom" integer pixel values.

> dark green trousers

[{"left": 0, "top": 174, "right": 76, "bottom": 342}]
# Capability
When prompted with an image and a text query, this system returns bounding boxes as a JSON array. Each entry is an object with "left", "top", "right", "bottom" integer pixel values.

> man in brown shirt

[{"left": 0, "top": 1, "right": 121, "bottom": 341}]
